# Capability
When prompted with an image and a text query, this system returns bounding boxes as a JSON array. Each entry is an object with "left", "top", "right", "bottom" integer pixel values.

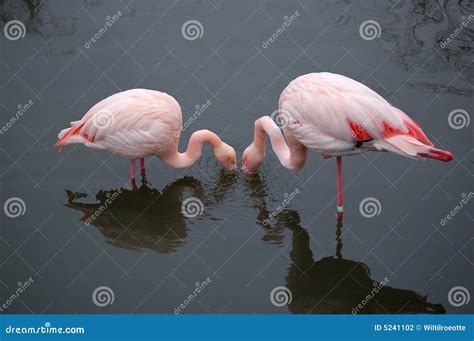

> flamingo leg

[
  {"left": 336, "top": 156, "right": 344, "bottom": 215},
  {"left": 140, "top": 158, "right": 145, "bottom": 173},
  {"left": 130, "top": 159, "right": 136, "bottom": 181},
  {"left": 130, "top": 160, "right": 138, "bottom": 190}
]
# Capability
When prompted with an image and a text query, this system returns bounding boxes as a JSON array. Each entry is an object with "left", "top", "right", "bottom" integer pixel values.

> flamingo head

[
  {"left": 241, "top": 143, "right": 264, "bottom": 174},
  {"left": 215, "top": 142, "right": 237, "bottom": 171}
]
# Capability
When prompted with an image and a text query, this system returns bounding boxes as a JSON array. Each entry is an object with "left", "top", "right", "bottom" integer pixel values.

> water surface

[{"left": 0, "top": 0, "right": 472, "bottom": 314}]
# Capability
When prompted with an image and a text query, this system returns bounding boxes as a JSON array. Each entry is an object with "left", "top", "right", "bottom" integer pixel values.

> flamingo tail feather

[
  {"left": 54, "top": 122, "right": 86, "bottom": 150},
  {"left": 376, "top": 135, "right": 453, "bottom": 162},
  {"left": 419, "top": 148, "right": 453, "bottom": 162}
]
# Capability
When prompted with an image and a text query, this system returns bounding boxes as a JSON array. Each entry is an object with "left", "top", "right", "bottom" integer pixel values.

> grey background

[{"left": 0, "top": 0, "right": 472, "bottom": 314}]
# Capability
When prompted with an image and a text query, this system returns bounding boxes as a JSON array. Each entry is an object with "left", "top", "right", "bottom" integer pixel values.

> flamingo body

[
  {"left": 56, "top": 89, "right": 237, "bottom": 180},
  {"left": 56, "top": 89, "right": 182, "bottom": 159},
  {"left": 278, "top": 73, "right": 449, "bottom": 160},
  {"left": 242, "top": 72, "right": 453, "bottom": 214}
]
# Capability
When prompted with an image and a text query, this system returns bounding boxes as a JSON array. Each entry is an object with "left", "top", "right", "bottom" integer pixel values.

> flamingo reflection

[
  {"left": 280, "top": 212, "right": 444, "bottom": 314},
  {"left": 64, "top": 171, "right": 237, "bottom": 254},
  {"left": 244, "top": 174, "right": 445, "bottom": 314}
]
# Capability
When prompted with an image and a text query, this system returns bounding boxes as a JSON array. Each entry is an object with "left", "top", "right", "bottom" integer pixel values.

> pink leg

[
  {"left": 140, "top": 158, "right": 145, "bottom": 173},
  {"left": 336, "top": 156, "right": 344, "bottom": 215},
  {"left": 130, "top": 159, "right": 136, "bottom": 181}
]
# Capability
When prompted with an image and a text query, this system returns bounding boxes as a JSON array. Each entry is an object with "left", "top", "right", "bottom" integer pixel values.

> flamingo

[
  {"left": 242, "top": 72, "right": 453, "bottom": 215},
  {"left": 55, "top": 89, "right": 237, "bottom": 182}
]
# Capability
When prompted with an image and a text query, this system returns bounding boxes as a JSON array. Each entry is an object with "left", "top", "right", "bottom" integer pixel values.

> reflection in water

[
  {"left": 0, "top": 0, "right": 135, "bottom": 55},
  {"left": 406, "top": 81, "right": 474, "bottom": 97},
  {"left": 0, "top": 0, "right": 76, "bottom": 39},
  {"left": 243, "top": 172, "right": 286, "bottom": 245},
  {"left": 382, "top": 0, "right": 472, "bottom": 75},
  {"left": 1, "top": 1, "right": 471, "bottom": 85},
  {"left": 64, "top": 169, "right": 446, "bottom": 313},
  {"left": 336, "top": 0, "right": 474, "bottom": 94},
  {"left": 65, "top": 174, "right": 225, "bottom": 254},
  {"left": 275, "top": 211, "right": 445, "bottom": 314}
]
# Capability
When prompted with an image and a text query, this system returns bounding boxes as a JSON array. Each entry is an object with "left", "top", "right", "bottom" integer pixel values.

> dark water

[{"left": 0, "top": 0, "right": 472, "bottom": 314}]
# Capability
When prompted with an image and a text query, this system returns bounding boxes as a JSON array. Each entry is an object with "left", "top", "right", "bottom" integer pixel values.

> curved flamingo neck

[
  {"left": 248, "top": 116, "right": 307, "bottom": 171},
  {"left": 162, "top": 129, "right": 223, "bottom": 168}
]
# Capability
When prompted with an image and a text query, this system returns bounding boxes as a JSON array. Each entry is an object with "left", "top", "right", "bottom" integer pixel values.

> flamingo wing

[
  {"left": 55, "top": 89, "right": 182, "bottom": 158},
  {"left": 279, "top": 72, "right": 437, "bottom": 159}
]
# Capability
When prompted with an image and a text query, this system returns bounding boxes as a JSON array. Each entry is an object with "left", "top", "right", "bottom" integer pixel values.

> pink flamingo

[
  {"left": 242, "top": 72, "right": 453, "bottom": 214},
  {"left": 55, "top": 89, "right": 237, "bottom": 182}
]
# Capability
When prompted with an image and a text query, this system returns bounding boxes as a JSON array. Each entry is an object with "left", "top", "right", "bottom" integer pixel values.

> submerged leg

[
  {"left": 139, "top": 158, "right": 147, "bottom": 186},
  {"left": 130, "top": 159, "right": 137, "bottom": 190},
  {"left": 336, "top": 156, "right": 343, "bottom": 215}
]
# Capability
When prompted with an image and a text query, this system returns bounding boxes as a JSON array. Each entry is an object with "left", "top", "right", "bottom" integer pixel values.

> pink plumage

[
  {"left": 242, "top": 72, "right": 453, "bottom": 214},
  {"left": 279, "top": 73, "right": 451, "bottom": 161},
  {"left": 55, "top": 89, "right": 237, "bottom": 181}
]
